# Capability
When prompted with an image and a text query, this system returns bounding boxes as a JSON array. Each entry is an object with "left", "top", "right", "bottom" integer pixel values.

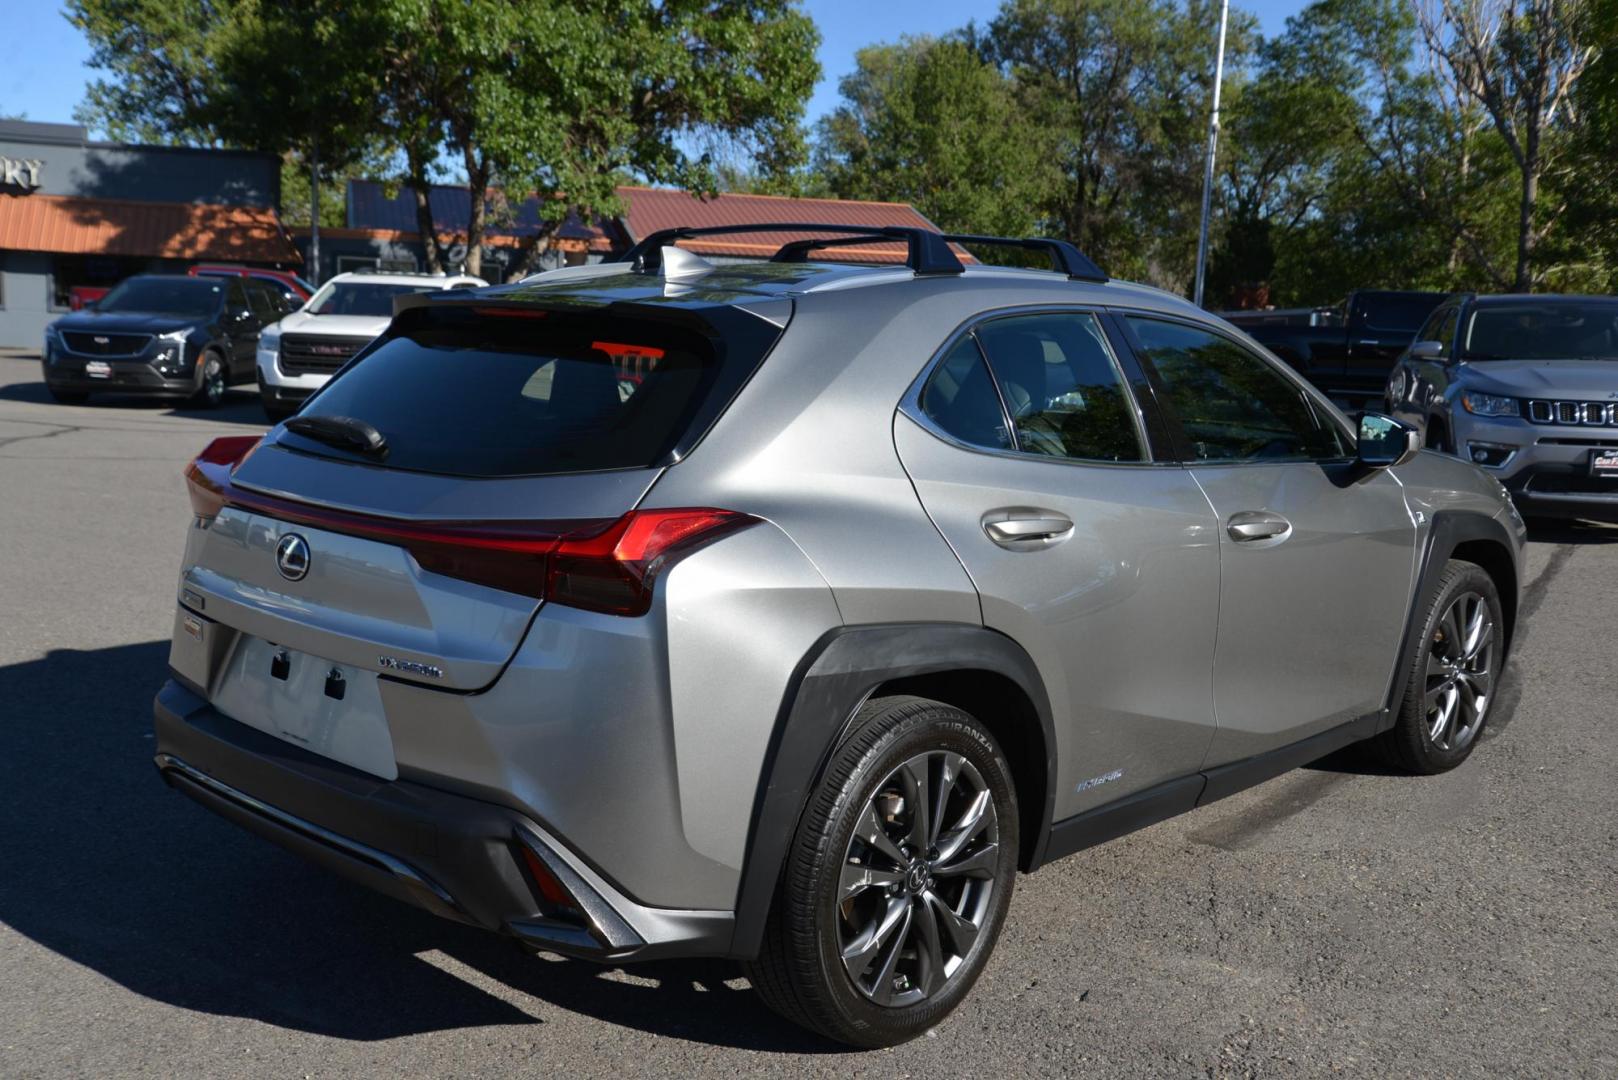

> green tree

[
  {"left": 1416, "top": 0, "right": 1596, "bottom": 290},
  {"left": 67, "top": 0, "right": 821, "bottom": 283},
  {"left": 982, "top": 0, "right": 1258, "bottom": 289},
  {"left": 813, "top": 36, "right": 1047, "bottom": 237}
]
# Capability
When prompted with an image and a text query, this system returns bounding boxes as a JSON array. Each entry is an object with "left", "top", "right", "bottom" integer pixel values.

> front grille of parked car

[
  {"left": 61, "top": 332, "right": 153, "bottom": 357},
  {"left": 279, "top": 334, "right": 367, "bottom": 376},
  {"left": 1526, "top": 399, "right": 1618, "bottom": 426},
  {"left": 1525, "top": 473, "right": 1618, "bottom": 495}
]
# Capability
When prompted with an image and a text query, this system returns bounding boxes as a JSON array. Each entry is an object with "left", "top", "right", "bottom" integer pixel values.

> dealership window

[{"left": 50, "top": 255, "right": 148, "bottom": 310}]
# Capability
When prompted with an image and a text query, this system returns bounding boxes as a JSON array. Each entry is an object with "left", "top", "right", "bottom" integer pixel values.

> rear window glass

[
  {"left": 306, "top": 281, "right": 442, "bottom": 317},
  {"left": 279, "top": 312, "right": 729, "bottom": 477}
]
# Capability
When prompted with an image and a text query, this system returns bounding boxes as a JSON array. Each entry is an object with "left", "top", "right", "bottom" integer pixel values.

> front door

[
  {"left": 1119, "top": 314, "right": 1419, "bottom": 766},
  {"left": 895, "top": 310, "right": 1222, "bottom": 820}
]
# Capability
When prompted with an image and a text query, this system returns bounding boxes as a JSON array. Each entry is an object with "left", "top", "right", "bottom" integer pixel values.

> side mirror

[
  {"left": 1357, "top": 412, "right": 1421, "bottom": 468},
  {"left": 1408, "top": 340, "right": 1445, "bottom": 361}
]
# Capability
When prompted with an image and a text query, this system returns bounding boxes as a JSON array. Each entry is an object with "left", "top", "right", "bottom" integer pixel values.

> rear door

[
  {"left": 895, "top": 309, "right": 1222, "bottom": 820},
  {"left": 1344, "top": 292, "right": 1445, "bottom": 390},
  {"left": 1118, "top": 314, "right": 1418, "bottom": 766}
]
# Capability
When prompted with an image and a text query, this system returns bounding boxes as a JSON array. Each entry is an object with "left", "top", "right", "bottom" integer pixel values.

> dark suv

[{"left": 43, "top": 274, "right": 280, "bottom": 407}]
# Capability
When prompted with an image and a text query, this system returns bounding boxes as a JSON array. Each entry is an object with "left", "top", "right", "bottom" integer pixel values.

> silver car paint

[
  {"left": 893, "top": 411, "right": 1222, "bottom": 817},
  {"left": 168, "top": 258, "right": 1524, "bottom": 934},
  {"left": 372, "top": 520, "right": 839, "bottom": 910},
  {"left": 1189, "top": 462, "right": 1418, "bottom": 764}
]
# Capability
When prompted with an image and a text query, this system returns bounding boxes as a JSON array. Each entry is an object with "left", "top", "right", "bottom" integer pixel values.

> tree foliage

[
  {"left": 814, "top": 37, "right": 1047, "bottom": 236},
  {"left": 67, "top": 0, "right": 821, "bottom": 281}
]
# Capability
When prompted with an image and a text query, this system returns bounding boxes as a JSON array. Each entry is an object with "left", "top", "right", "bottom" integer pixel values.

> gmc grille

[
  {"left": 1526, "top": 399, "right": 1618, "bottom": 427},
  {"left": 279, "top": 334, "right": 367, "bottom": 376},
  {"left": 61, "top": 331, "right": 153, "bottom": 357}
]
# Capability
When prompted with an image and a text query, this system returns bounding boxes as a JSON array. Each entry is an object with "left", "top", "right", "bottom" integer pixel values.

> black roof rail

[
  {"left": 777, "top": 230, "right": 1108, "bottom": 283},
  {"left": 937, "top": 234, "right": 1108, "bottom": 283},
  {"left": 615, "top": 223, "right": 965, "bottom": 276}
]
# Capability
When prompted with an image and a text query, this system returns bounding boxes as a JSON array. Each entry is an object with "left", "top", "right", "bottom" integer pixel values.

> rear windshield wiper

[{"left": 283, "top": 414, "right": 388, "bottom": 457}]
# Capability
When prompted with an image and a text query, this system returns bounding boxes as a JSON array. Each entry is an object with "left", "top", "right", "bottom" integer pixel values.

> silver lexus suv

[{"left": 155, "top": 225, "right": 1524, "bottom": 1047}]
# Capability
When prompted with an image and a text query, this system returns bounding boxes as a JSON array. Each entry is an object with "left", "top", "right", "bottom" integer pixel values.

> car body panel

[
  {"left": 1189, "top": 462, "right": 1418, "bottom": 763},
  {"left": 894, "top": 411, "right": 1222, "bottom": 816}
]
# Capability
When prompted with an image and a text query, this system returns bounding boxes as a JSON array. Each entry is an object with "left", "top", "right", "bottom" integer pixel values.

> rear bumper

[{"left": 152, "top": 679, "right": 733, "bottom": 962}]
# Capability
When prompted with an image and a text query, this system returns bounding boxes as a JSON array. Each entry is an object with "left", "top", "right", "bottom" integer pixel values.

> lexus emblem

[{"left": 275, "top": 533, "right": 311, "bottom": 581}]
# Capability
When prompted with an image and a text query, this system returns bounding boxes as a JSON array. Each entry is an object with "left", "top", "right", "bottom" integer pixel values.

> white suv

[{"left": 257, "top": 270, "right": 485, "bottom": 419}]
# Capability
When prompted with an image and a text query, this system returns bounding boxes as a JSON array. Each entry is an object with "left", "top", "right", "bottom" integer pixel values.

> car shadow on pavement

[
  {"left": 0, "top": 642, "right": 840, "bottom": 1053},
  {"left": 0, "top": 378, "right": 268, "bottom": 428}
]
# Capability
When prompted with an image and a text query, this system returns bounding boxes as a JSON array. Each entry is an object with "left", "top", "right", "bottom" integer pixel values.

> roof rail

[
  {"left": 937, "top": 234, "right": 1108, "bottom": 283},
  {"left": 615, "top": 223, "right": 966, "bottom": 276}
]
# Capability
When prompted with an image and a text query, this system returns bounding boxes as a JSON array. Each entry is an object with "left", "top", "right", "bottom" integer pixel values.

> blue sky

[{"left": 5, "top": 2, "right": 1307, "bottom": 137}]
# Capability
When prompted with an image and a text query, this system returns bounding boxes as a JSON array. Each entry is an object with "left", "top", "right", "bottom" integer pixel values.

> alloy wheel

[
  {"left": 204, "top": 358, "right": 225, "bottom": 406},
  {"left": 837, "top": 750, "right": 1000, "bottom": 1007},
  {"left": 1424, "top": 589, "right": 1496, "bottom": 752}
]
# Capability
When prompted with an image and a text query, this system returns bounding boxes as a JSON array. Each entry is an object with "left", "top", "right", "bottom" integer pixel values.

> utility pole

[
  {"left": 1193, "top": 0, "right": 1230, "bottom": 310},
  {"left": 309, "top": 141, "right": 321, "bottom": 287}
]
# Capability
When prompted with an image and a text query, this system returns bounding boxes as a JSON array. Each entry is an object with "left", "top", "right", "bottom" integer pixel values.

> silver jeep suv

[
  {"left": 1385, "top": 293, "right": 1618, "bottom": 522},
  {"left": 155, "top": 225, "right": 1524, "bottom": 1047}
]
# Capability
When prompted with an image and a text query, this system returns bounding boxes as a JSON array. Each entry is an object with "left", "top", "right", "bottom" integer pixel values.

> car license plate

[
  {"left": 84, "top": 360, "right": 112, "bottom": 378},
  {"left": 1591, "top": 448, "right": 1618, "bottom": 477}
]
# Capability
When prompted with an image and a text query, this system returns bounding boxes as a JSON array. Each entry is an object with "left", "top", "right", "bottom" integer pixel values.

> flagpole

[{"left": 1193, "top": 0, "right": 1230, "bottom": 309}]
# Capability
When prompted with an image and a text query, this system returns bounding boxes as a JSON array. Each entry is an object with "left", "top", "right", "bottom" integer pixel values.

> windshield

[
  {"left": 1463, "top": 302, "right": 1618, "bottom": 360},
  {"left": 96, "top": 278, "right": 223, "bottom": 317},
  {"left": 1355, "top": 293, "right": 1444, "bottom": 333},
  {"left": 305, "top": 281, "right": 440, "bottom": 317}
]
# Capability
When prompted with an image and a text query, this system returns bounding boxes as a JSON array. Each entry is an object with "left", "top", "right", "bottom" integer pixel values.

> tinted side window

[
  {"left": 976, "top": 312, "right": 1144, "bottom": 463},
  {"left": 919, "top": 336, "right": 1011, "bottom": 451},
  {"left": 1128, "top": 317, "right": 1348, "bottom": 463},
  {"left": 226, "top": 279, "right": 250, "bottom": 315},
  {"left": 244, "top": 282, "right": 276, "bottom": 320}
]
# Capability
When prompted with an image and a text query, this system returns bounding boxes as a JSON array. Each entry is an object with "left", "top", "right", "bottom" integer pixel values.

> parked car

[
  {"left": 1385, "top": 292, "right": 1618, "bottom": 522},
  {"left": 189, "top": 264, "right": 315, "bottom": 304},
  {"left": 68, "top": 284, "right": 110, "bottom": 311},
  {"left": 155, "top": 225, "right": 1523, "bottom": 1048},
  {"left": 42, "top": 274, "right": 281, "bottom": 407},
  {"left": 255, "top": 270, "right": 485, "bottom": 420},
  {"left": 1226, "top": 289, "right": 1446, "bottom": 411}
]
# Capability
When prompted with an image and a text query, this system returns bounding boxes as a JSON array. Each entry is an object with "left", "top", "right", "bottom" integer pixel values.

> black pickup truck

[{"left": 1222, "top": 290, "right": 1447, "bottom": 411}]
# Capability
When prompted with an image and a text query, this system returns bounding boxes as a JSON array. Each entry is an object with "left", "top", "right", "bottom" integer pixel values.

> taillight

[
  {"left": 183, "top": 436, "right": 261, "bottom": 520},
  {"left": 547, "top": 508, "right": 756, "bottom": 615},
  {"left": 181, "top": 449, "right": 754, "bottom": 614}
]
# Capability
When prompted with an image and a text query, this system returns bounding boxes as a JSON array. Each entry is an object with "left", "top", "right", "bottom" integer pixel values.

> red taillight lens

[
  {"left": 546, "top": 509, "right": 756, "bottom": 616},
  {"left": 183, "top": 436, "right": 261, "bottom": 520}
]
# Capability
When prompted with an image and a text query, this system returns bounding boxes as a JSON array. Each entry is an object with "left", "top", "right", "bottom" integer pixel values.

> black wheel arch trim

[
  {"left": 1379, "top": 508, "right": 1520, "bottom": 735},
  {"left": 727, "top": 622, "right": 1056, "bottom": 960}
]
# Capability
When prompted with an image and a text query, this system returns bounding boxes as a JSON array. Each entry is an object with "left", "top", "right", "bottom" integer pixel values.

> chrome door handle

[
  {"left": 1226, "top": 511, "right": 1291, "bottom": 543},
  {"left": 983, "top": 514, "right": 1074, "bottom": 549}
]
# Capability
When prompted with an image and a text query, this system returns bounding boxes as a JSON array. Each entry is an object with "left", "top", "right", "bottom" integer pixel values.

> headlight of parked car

[{"left": 1460, "top": 391, "right": 1519, "bottom": 417}]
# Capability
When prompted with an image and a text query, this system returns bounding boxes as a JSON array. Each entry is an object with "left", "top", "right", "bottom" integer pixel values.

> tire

[
  {"left": 191, "top": 351, "right": 227, "bottom": 409},
  {"left": 1374, "top": 559, "right": 1504, "bottom": 774},
  {"left": 46, "top": 386, "right": 88, "bottom": 405},
  {"left": 1424, "top": 418, "right": 1450, "bottom": 454},
  {"left": 746, "top": 695, "right": 1019, "bottom": 1048}
]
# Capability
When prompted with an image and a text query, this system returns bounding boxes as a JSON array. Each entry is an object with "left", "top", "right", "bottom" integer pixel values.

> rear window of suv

[{"left": 279, "top": 308, "right": 761, "bottom": 477}]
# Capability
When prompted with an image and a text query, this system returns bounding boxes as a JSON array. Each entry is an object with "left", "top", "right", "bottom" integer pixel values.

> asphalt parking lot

[{"left": 1, "top": 349, "right": 1615, "bottom": 1078}]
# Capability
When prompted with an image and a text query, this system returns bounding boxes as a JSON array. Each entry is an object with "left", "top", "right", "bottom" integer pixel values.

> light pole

[{"left": 1193, "top": 0, "right": 1230, "bottom": 310}]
